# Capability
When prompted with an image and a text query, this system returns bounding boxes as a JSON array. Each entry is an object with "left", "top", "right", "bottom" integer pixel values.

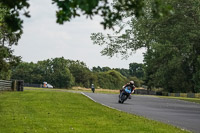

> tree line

[{"left": 10, "top": 57, "right": 144, "bottom": 89}]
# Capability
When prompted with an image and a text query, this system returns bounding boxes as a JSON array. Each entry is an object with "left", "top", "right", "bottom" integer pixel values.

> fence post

[
  {"left": 11, "top": 80, "right": 24, "bottom": 91},
  {"left": 17, "top": 80, "right": 24, "bottom": 91},
  {"left": 12, "top": 80, "right": 17, "bottom": 91}
]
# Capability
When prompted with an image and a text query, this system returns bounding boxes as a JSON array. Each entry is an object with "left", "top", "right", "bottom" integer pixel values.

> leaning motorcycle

[{"left": 118, "top": 87, "right": 132, "bottom": 104}]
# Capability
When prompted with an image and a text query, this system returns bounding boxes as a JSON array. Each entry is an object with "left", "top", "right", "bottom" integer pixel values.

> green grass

[
  {"left": 0, "top": 90, "right": 189, "bottom": 133},
  {"left": 157, "top": 96, "right": 200, "bottom": 104},
  {"left": 25, "top": 86, "right": 120, "bottom": 94}
]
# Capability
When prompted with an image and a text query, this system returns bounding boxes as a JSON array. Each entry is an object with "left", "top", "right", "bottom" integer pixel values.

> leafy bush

[{"left": 97, "top": 70, "right": 126, "bottom": 89}]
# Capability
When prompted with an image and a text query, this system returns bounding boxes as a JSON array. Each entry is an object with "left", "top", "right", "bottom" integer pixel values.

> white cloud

[{"left": 13, "top": 0, "right": 144, "bottom": 69}]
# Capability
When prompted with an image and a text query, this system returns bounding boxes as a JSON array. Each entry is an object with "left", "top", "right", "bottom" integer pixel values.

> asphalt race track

[{"left": 83, "top": 92, "right": 200, "bottom": 133}]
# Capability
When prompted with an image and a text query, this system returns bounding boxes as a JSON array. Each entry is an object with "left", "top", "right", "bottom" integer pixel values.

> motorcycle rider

[
  {"left": 121, "top": 81, "right": 135, "bottom": 99},
  {"left": 91, "top": 84, "right": 95, "bottom": 93}
]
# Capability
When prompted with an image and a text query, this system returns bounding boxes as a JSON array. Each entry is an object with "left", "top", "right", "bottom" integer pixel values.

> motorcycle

[{"left": 118, "top": 87, "right": 132, "bottom": 104}]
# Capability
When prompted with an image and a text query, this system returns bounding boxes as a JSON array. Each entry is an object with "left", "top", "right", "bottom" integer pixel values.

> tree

[
  {"left": 143, "top": 43, "right": 192, "bottom": 92},
  {"left": 11, "top": 62, "right": 42, "bottom": 83},
  {"left": 1, "top": 0, "right": 172, "bottom": 33},
  {"left": 50, "top": 58, "right": 75, "bottom": 88},
  {"left": 113, "top": 68, "right": 130, "bottom": 78},
  {"left": 0, "top": 0, "right": 30, "bottom": 33},
  {"left": 92, "top": 66, "right": 103, "bottom": 72},
  {"left": 52, "top": 0, "right": 173, "bottom": 29},
  {"left": 12, "top": 58, "right": 75, "bottom": 88},
  {"left": 129, "top": 63, "right": 144, "bottom": 79},
  {"left": 67, "top": 60, "right": 92, "bottom": 88},
  {"left": 0, "top": 46, "right": 20, "bottom": 79},
  {"left": 92, "top": 66, "right": 111, "bottom": 72},
  {"left": 0, "top": 4, "right": 22, "bottom": 80},
  {"left": 141, "top": 0, "right": 200, "bottom": 92},
  {"left": 91, "top": 0, "right": 200, "bottom": 92},
  {"left": 97, "top": 70, "right": 126, "bottom": 89}
]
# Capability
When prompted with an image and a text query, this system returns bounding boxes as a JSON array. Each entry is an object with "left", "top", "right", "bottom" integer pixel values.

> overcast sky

[{"left": 13, "top": 0, "right": 144, "bottom": 69}]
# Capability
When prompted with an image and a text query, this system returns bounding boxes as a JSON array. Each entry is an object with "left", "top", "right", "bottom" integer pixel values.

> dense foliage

[
  {"left": 96, "top": 70, "right": 126, "bottom": 89},
  {"left": 0, "top": 4, "right": 21, "bottom": 80},
  {"left": 0, "top": 0, "right": 29, "bottom": 33},
  {"left": 136, "top": 0, "right": 200, "bottom": 93},
  {"left": 91, "top": 0, "right": 200, "bottom": 93},
  {"left": 12, "top": 58, "right": 75, "bottom": 88},
  {"left": 11, "top": 57, "right": 143, "bottom": 89},
  {"left": 0, "top": 46, "right": 20, "bottom": 80},
  {"left": 0, "top": 0, "right": 172, "bottom": 32}
]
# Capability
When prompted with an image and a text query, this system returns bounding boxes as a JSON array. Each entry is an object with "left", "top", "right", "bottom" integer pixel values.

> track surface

[{"left": 83, "top": 92, "right": 200, "bottom": 133}]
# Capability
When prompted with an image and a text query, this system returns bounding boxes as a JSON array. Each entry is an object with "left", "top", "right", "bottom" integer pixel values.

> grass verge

[
  {"left": 0, "top": 89, "right": 189, "bottom": 133},
  {"left": 25, "top": 86, "right": 120, "bottom": 94},
  {"left": 156, "top": 96, "right": 200, "bottom": 104}
]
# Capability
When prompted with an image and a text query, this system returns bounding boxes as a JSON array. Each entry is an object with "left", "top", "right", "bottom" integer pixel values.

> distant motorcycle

[{"left": 118, "top": 87, "right": 132, "bottom": 104}]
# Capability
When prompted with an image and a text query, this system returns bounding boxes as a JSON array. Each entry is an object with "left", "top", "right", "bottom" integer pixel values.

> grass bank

[{"left": 0, "top": 89, "right": 189, "bottom": 133}]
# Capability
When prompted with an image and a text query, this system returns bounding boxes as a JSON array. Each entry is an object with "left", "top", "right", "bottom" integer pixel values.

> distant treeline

[
  {"left": 11, "top": 57, "right": 144, "bottom": 89},
  {"left": 1, "top": 56, "right": 199, "bottom": 93}
]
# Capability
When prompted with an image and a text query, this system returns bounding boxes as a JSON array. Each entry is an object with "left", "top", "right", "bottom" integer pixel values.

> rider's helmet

[{"left": 130, "top": 81, "right": 134, "bottom": 85}]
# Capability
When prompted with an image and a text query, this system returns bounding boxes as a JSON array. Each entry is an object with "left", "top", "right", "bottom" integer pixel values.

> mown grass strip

[
  {"left": 25, "top": 86, "right": 120, "bottom": 94},
  {"left": 156, "top": 96, "right": 200, "bottom": 104},
  {"left": 0, "top": 90, "right": 189, "bottom": 133}
]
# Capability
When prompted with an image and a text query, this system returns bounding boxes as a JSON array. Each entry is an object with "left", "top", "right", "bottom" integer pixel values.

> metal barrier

[
  {"left": 24, "top": 83, "right": 42, "bottom": 88},
  {"left": 0, "top": 80, "right": 12, "bottom": 91},
  {"left": 134, "top": 89, "right": 156, "bottom": 95},
  {"left": 0, "top": 80, "right": 24, "bottom": 91},
  {"left": 168, "top": 93, "right": 200, "bottom": 98}
]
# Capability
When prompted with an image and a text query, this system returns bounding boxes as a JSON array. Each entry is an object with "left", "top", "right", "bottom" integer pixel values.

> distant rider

[{"left": 91, "top": 84, "right": 95, "bottom": 93}]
